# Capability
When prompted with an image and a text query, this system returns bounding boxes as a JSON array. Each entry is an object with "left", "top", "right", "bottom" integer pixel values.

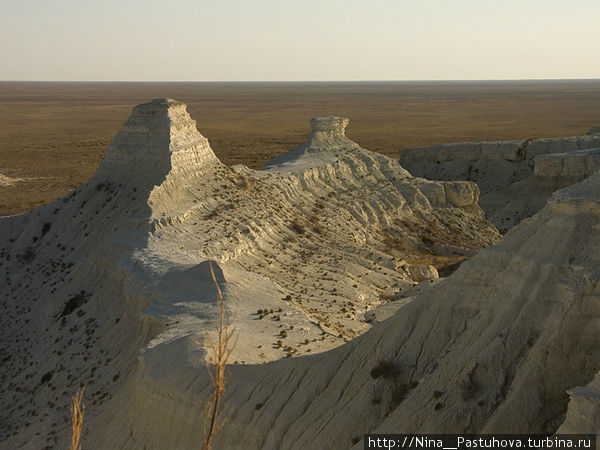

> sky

[{"left": 1, "top": 0, "right": 599, "bottom": 81}]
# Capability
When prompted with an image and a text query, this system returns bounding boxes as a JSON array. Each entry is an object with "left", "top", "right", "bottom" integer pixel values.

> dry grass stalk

[
  {"left": 69, "top": 386, "right": 85, "bottom": 450},
  {"left": 202, "top": 263, "right": 237, "bottom": 450}
]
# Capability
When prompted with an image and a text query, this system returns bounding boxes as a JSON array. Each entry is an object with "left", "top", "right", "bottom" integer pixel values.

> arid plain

[{"left": 1, "top": 80, "right": 600, "bottom": 216}]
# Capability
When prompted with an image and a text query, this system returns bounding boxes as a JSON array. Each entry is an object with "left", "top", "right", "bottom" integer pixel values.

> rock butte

[{"left": 0, "top": 99, "right": 598, "bottom": 449}]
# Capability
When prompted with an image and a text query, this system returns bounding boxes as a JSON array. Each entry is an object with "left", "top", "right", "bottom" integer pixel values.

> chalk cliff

[
  {"left": 89, "top": 163, "right": 600, "bottom": 450},
  {"left": 0, "top": 100, "right": 500, "bottom": 449},
  {"left": 2, "top": 100, "right": 598, "bottom": 449},
  {"left": 399, "top": 135, "right": 600, "bottom": 232}
]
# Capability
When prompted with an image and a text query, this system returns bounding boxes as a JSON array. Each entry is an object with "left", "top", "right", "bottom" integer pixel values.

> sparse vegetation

[
  {"left": 41, "top": 222, "right": 52, "bottom": 236},
  {"left": 60, "top": 292, "right": 88, "bottom": 318},
  {"left": 378, "top": 292, "right": 396, "bottom": 302},
  {"left": 235, "top": 175, "right": 250, "bottom": 189},
  {"left": 312, "top": 224, "right": 324, "bottom": 235},
  {"left": 39, "top": 371, "right": 53, "bottom": 385},
  {"left": 69, "top": 386, "right": 85, "bottom": 450},
  {"left": 290, "top": 220, "right": 305, "bottom": 234},
  {"left": 460, "top": 370, "right": 480, "bottom": 401},
  {"left": 201, "top": 263, "right": 237, "bottom": 450},
  {"left": 18, "top": 247, "right": 35, "bottom": 264},
  {"left": 370, "top": 360, "right": 399, "bottom": 380},
  {"left": 390, "top": 383, "right": 409, "bottom": 408}
]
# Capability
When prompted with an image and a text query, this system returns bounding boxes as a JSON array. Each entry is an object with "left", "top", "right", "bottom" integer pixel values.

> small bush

[
  {"left": 379, "top": 292, "right": 396, "bottom": 302},
  {"left": 290, "top": 220, "right": 305, "bottom": 234},
  {"left": 460, "top": 372, "right": 480, "bottom": 400},
  {"left": 390, "top": 383, "right": 408, "bottom": 408},
  {"left": 60, "top": 292, "right": 87, "bottom": 318},
  {"left": 41, "top": 222, "right": 52, "bottom": 236},
  {"left": 19, "top": 247, "right": 35, "bottom": 264},
  {"left": 39, "top": 371, "right": 54, "bottom": 385},
  {"left": 312, "top": 224, "right": 324, "bottom": 234},
  {"left": 370, "top": 360, "right": 399, "bottom": 380},
  {"left": 236, "top": 176, "right": 250, "bottom": 189}
]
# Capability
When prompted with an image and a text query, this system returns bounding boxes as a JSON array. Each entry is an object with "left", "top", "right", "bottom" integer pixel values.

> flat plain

[{"left": 1, "top": 80, "right": 599, "bottom": 216}]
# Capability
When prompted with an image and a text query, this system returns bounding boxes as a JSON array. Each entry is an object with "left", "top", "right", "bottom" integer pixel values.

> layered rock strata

[
  {"left": 0, "top": 100, "right": 499, "bottom": 448},
  {"left": 90, "top": 166, "right": 600, "bottom": 450},
  {"left": 399, "top": 135, "right": 600, "bottom": 232},
  {"left": 399, "top": 135, "right": 600, "bottom": 195}
]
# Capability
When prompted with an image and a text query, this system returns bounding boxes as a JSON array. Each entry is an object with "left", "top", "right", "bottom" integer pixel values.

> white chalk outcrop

[
  {"left": 90, "top": 169, "right": 600, "bottom": 449},
  {"left": 0, "top": 100, "right": 500, "bottom": 449},
  {"left": 558, "top": 373, "right": 600, "bottom": 434},
  {"left": 534, "top": 147, "right": 600, "bottom": 181},
  {"left": 400, "top": 136, "right": 600, "bottom": 194},
  {"left": 400, "top": 135, "right": 600, "bottom": 232},
  {"left": 91, "top": 175, "right": 600, "bottom": 449},
  {"left": 2, "top": 99, "right": 598, "bottom": 449}
]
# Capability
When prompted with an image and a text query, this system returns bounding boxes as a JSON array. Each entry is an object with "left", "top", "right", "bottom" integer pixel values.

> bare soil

[{"left": 1, "top": 80, "right": 599, "bottom": 216}]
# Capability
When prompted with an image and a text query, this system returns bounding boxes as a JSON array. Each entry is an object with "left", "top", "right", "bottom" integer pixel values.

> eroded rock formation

[
  {"left": 90, "top": 167, "right": 600, "bottom": 450},
  {"left": 0, "top": 100, "right": 500, "bottom": 449},
  {"left": 400, "top": 135, "right": 600, "bottom": 232}
]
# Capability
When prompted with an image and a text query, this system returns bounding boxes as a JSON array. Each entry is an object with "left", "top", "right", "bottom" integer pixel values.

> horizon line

[{"left": 1, "top": 77, "right": 600, "bottom": 84}]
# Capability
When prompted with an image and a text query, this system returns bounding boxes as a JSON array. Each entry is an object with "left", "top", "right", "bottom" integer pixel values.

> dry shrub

[
  {"left": 312, "top": 224, "right": 324, "bottom": 235},
  {"left": 201, "top": 263, "right": 238, "bottom": 450},
  {"left": 370, "top": 360, "right": 399, "bottom": 380},
  {"left": 236, "top": 175, "right": 250, "bottom": 189},
  {"left": 379, "top": 292, "right": 396, "bottom": 302},
  {"left": 70, "top": 386, "right": 85, "bottom": 450},
  {"left": 290, "top": 220, "right": 305, "bottom": 234}
]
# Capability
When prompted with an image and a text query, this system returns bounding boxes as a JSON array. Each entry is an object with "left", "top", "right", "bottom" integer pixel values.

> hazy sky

[{"left": 1, "top": 0, "right": 599, "bottom": 81}]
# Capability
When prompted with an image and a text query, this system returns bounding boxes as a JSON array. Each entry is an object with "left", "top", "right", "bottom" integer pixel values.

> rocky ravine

[{"left": 1, "top": 99, "right": 500, "bottom": 449}]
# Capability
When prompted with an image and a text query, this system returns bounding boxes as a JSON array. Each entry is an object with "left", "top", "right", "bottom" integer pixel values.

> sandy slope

[{"left": 0, "top": 99, "right": 500, "bottom": 449}]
